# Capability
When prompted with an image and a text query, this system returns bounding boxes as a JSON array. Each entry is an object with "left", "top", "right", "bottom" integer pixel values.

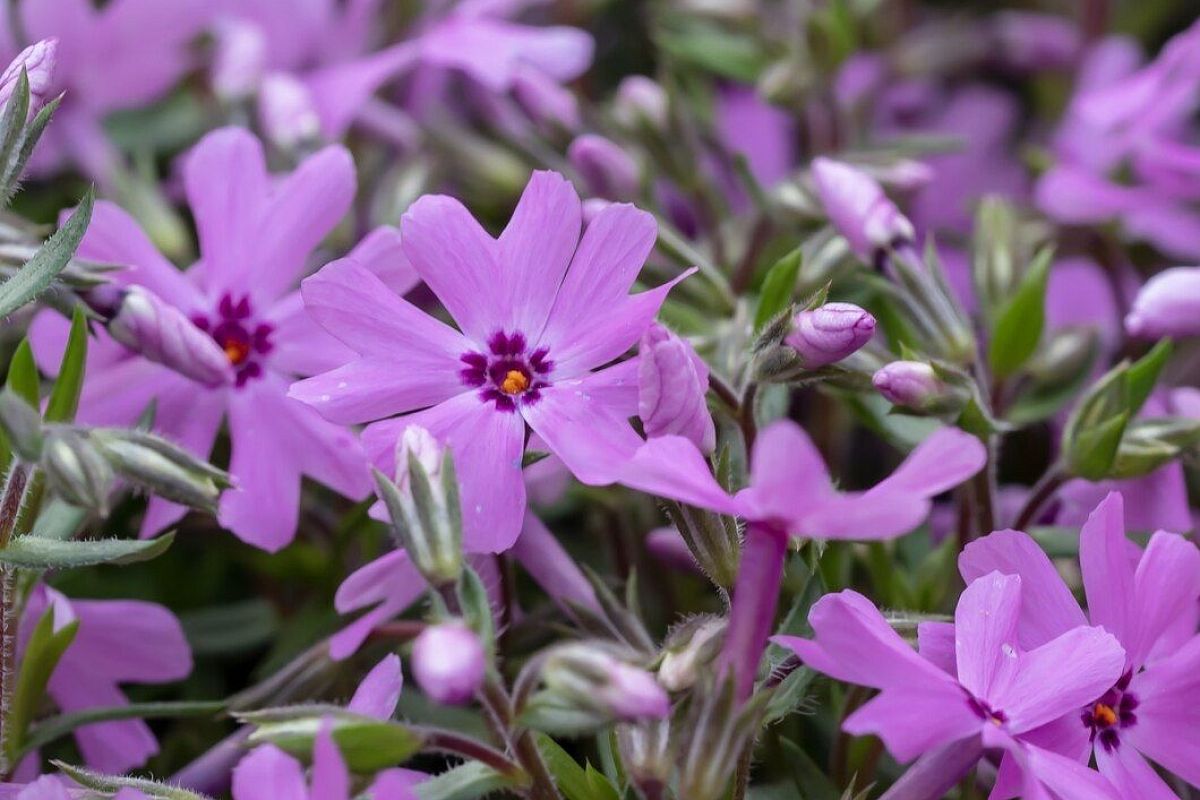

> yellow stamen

[
  {"left": 224, "top": 340, "right": 251, "bottom": 365},
  {"left": 501, "top": 369, "right": 529, "bottom": 395},
  {"left": 1093, "top": 704, "right": 1117, "bottom": 727}
]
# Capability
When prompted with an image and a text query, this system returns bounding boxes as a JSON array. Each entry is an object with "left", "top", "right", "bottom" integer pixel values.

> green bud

[
  {"left": 41, "top": 428, "right": 112, "bottom": 514},
  {"left": 0, "top": 388, "right": 43, "bottom": 461},
  {"left": 663, "top": 502, "right": 741, "bottom": 591},
  {"left": 1108, "top": 418, "right": 1200, "bottom": 479},
  {"left": 90, "top": 428, "right": 226, "bottom": 512}
]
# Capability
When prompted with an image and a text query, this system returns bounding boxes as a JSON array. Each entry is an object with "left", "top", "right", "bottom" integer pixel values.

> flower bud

[
  {"left": 1108, "top": 418, "right": 1200, "bottom": 479},
  {"left": 785, "top": 302, "right": 876, "bottom": 369},
  {"left": 1125, "top": 267, "right": 1200, "bottom": 339},
  {"left": 810, "top": 157, "right": 914, "bottom": 263},
  {"left": 104, "top": 286, "right": 234, "bottom": 387},
  {"left": 0, "top": 389, "right": 43, "bottom": 462},
  {"left": 873, "top": 361, "right": 962, "bottom": 412},
  {"left": 512, "top": 67, "right": 580, "bottom": 133},
  {"left": 0, "top": 38, "right": 58, "bottom": 115},
  {"left": 658, "top": 616, "right": 725, "bottom": 692},
  {"left": 41, "top": 428, "right": 112, "bottom": 514},
  {"left": 614, "top": 76, "right": 668, "bottom": 130},
  {"left": 258, "top": 72, "right": 321, "bottom": 150},
  {"left": 373, "top": 426, "right": 463, "bottom": 588},
  {"left": 617, "top": 720, "right": 671, "bottom": 797},
  {"left": 91, "top": 428, "right": 228, "bottom": 512},
  {"left": 211, "top": 18, "right": 267, "bottom": 102},
  {"left": 568, "top": 134, "right": 639, "bottom": 201},
  {"left": 638, "top": 324, "right": 715, "bottom": 453},
  {"left": 411, "top": 622, "right": 486, "bottom": 705},
  {"left": 541, "top": 643, "right": 670, "bottom": 722}
]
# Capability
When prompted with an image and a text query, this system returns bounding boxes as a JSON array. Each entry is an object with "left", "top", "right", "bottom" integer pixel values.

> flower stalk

[{"left": 718, "top": 521, "right": 788, "bottom": 700}]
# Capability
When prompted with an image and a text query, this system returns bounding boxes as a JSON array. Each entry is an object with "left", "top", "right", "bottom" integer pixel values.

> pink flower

[
  {"left": 776, "top": 574, "right": 1124, "bottom": 798},
  {"left": 785, "top": 302, "right": 876, "bottom": 370},
  {"left": 16, "top": 586, "right": 191, "bottom": 775},
  {"left": 31, "top": 127, "right": 380, "bottom": 551},
  {"left": 960, "top": 493, "right": 1200, "bottom": 797},
  {"left": 292, "top": 170, "right": 689, "bottom": 553},
  {"left": 638, "top": 323, "right": 715, "bottom": 453},
  {"left": 411, "top": 623, "right": 486, "bottom": 705}
]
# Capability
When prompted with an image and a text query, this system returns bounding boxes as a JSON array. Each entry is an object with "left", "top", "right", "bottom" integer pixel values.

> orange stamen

[
  {"left": 1093, "top": 703, "right": 1117, "bottom": 727},
  {"left": 501, "top": 369, "right": 529, "bottom": 395},
  {"left": 224, "top": 340, "right": 251, "bottom": 365}
]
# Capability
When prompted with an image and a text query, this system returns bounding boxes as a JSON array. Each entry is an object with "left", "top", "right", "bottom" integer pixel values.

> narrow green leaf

[
  {"left": 536, "top": 733, "right": 606, "bottom": 800},
  {"left": 1067, "top": 411, "right": 1129, "bottom": 480},
  {"left": 244, "top": 709, "right": 423, "bottom": 772},
  {"left": 584, "top": 764, "right": 621, "bottom": 800},
  {"left": 0, "top": 531, "right": 176, "bottom": 569},
  {"left": 1, "top": 94, "right": 62, "bottom": 204},
  {"left": 0, "top": 188, "right": 94, "bottom": 318},
  {"left": 23, "top": 701, "right": 223, "bottom": 760},
  {"left": 780, "top": 738, "right": 841, "bottom": 800},
  {"left": 987, "top": 246, "right": 1053, "bottom": 377},
  {"left": 0, "top": 70, "right": 31, "bottom": 189},
  {"left": 9, "top": 609, "right": 78, "bottom": 757},
  {"left": 1125, "top": 339, "right": 1172, "bottom": 416},
  {"left": 457, "top": 564, "right": 495, "bottom": 658},
  {"left": 7, "top": 339, "right": 40, "bottom": 406},
  {"left": 44, "top": 306, "right": 88, "bottom": 423},
  {"left": 417, "top": 761, "right": 516, "bottom": 800},
  {"left": 754, "top": 247, "right": 803, "bottom": 331}
]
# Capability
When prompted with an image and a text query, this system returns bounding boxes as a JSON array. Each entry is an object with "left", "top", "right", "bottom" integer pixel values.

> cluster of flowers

[{"left": 0, "top": 2, "right": 1196, "bottom": 800}]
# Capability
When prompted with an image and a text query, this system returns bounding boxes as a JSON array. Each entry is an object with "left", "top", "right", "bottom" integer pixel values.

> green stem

[{"left": 0, "top": 462, "right": 29, "bottom": 777}]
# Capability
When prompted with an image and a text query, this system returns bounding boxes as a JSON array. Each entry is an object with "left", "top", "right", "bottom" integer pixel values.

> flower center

[
  {"left": 459, "top": 331, "right": 553, "bottom": 412},
  {"left": 193, "top": 293, "right": 274, "bottom": 387},
  {"left": 967, "top": 695, "right": 1008, "bottom": 727},
  {"left": 1081, "top": 671, "right": 1138, "bottom": 752}
]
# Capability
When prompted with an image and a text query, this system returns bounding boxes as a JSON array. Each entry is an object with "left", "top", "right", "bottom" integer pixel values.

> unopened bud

[
  {"left": 91, "top": 428, "right": 228, "bottom": 512},
  {"left": 568, "top": 134, "right": 639, "bottom": 201},
  {"left": 0, "top": 389, "right": 43, "bottom": 461},
  {"left": 810, "top": 157, "right": 914, "bottom": 263},
  {"left": 662, "top": 503, "right": 740, "bottom": 591},
  {"left": 1026, "top": 327, "right": 1097, "bottom": 384},
  {"left": 1125, "top": 267, "right": 1200, "bottom": 339},
  {"left": 541, "top": 643, "right": 670, "bottom": 722},
  {"left": 41, "top": 428, "right": 112, "bottom": 514},
  {"left": 785, "top": 302, "right": 876, "bottom": 369},
  {"left": 0, "top": 38, "right": 58, "bottom": 114},
  {"left": 617, "top": 720, "right": 671, "bottom": 797},
  {"left": 104, "top": 286, "right": 234, "bottom": 387},
  {"left": 211, "top": 18, "right": 267, "bottom": 102},
  {"left": 639, "top": 324, "right": 715, "bottom": 453},
  {"left": 658, "top": 616, "right": 726, "bottom": 692},
  {"left": 614, "top": 76, "right": 668, "bottom": 131},
  {"left": 411, "top": 622, "right": 486, "bottom": 705},
  {"left": 873, "top": 361, "right": 964, "bottom": 413},
  {"left": 512, "top": 68, "right": 580, "bottom": 133},
  {"left": 258, "top": 72, "right": 321, "bottom": 150},
  {"left": 1108, "top": 418, "right": 1200, "bottom": 479},
  {"left": 373, "top": 426, "right": 462, "bottom": 587}
]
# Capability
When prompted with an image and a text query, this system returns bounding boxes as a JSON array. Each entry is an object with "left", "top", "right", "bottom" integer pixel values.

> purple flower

[
  {"left": 810, "top": 157, "right": 915, "bottom": 262},
  {"left": 638, "top": 323, "right": 715, "bottom": 453},
  {"left": 872, "top": 360, "right": 947, "bottom": 409},
  {"left": 991, "top": 11, "right": 1082, "bottom": 72},
  {"left": 775, "top": 575, "right": 1124, "bottom": 798},
  {"left": 785, "top": 302, "right": 876, "bottom": 369},
  {"left": 31, "top": 128, "right": 380, "bottom": 550},
  {"left": 960, "top": 493, "right": 1200, "bottom": 796},
  {"left": 568, "top": 134, "right": 639, "bottom": 201},
  {"left": 0, "top": 38, "right": 58, "bottom": 114},
  {"left": 16, "top": 586, "right": 191, "bottom": 775},
  {"left": 292, "top": 170, "right": 688, "bottom": 553},
  {"left": 615, "top": 75, "right": 668, "bottom": 130},
  {"left": 1125, "top": 267, "right": 1200, "bottom": 339},
  {"left": 411, "top": 623, "right": 487, "bottom": 705}
]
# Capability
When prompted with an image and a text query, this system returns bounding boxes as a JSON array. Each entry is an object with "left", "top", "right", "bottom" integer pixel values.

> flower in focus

[
  {"left": 638, "top": 323, "right": 715, "bottom": 453},
  {"left": 293, "top": 170, "right": 689, "bottom": 553},
  {"left": 785, "top": 302, "right": 876, "bottom": 370},
  {"left": 776, "top": 574, "right": 1124, "bottom": 798},
  {"left": 15, "top": 586, "right": 191, "bottom": 776},
  {"left": 31, "top": 127, "right": 380, "bottom": 551},
  {"left": 959, "top": 492, "right": 1200, "bottom": 796}
]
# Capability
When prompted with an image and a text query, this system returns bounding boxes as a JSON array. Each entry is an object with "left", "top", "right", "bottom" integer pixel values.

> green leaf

[
  {"left": 780, "top": 738, "right": 840, "bottom": 800},
  {"left": 417, "top": 761, "right": 516, "bottom": 800},
  {"left": 584, "top": 764, "right": 621, "bottom": 800},
  {"left": 243, "top": 707, "right": 423, "bottom": 772},
  {"left": 0, "top": 531, "right": 176, "bottom": 569},
  {"left": 1, "top": 94, "right": 61, "bottom": 204},
  {"left": 22, "top": 701, "right": 223, "bottom": 760},
  {"left": 44, "top": 306, "right": 88, "bottom": 423},
  {"left": 987, "top": 246, "right": 1053, "bottom": 377},
  {"left": 537, "top": 733, "right": 594, "bottom": 800},
  {"left": 53, "top": 761, "right": 211, "bottom": 800},
  {"left": 656, "top": 26, "right": 769, "bottom": 82},
  {"left": 754, "top": 247, "right": 803, "bottom": 331},
  {"left": 1067, "top": 411, "right": 1129, "bottom": 480},
  {"left": 0, "top": 70, "right": 31, "bottom": 191},
  {"left": 9, "top": 608, "right": 78, "bottom": 758},
  {"left": 1125, "top": 339, "right": 1172, "bottom": 417},
  {"left": 457, "top": 564, "right": 495, "bottom": 658},
  {"left": 7, "top": 339, "right": 40, "bottom": 406},
  {"left": 0, "top": 189, "right": 94, "bottom": 318}
]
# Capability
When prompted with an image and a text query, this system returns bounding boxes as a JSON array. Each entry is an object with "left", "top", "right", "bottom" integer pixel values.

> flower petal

[
  {"left": 1079, "top": 492, "right": 1137, "bottom": 656},
  {"left": 843, "top": 689, "right": 981, "bottom": 763},
  {"left": 311, "top": 726, "right": 351, "bottom": 800},
  {"left": 867, "top": 427, "right": 987, "bottom": 498},
  {"left": 349, "top": 654, "right": 403, "bottom": 720},
  {"left": 1125, "top": 636, "right": 1200, "bottom": 787},
  {"left": 617, "top": 436, "right": 740, "bottom": 516},
  {"left": 954, "top": 572, "right": 1022, "bottom": 703},
  {"left": 331, "top": 550, "right": 426, "bottom": 660},
  {"left": 232, "top": 745, "right": 308, "bottom": 800},
  {"left": 1095, "top": 745, "right": 1178, "bottom": 800}
]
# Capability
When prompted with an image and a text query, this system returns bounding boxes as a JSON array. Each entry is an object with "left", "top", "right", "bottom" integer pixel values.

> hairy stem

[
  {"left": 0, "top": 462, "right": 29, "bottom": 777},
  {"left": 418, "top": 727, "right": 526, "bottom": 781}
]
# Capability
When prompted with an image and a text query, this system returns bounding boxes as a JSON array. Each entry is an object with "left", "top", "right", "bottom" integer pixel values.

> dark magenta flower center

[
  {"left": 967, "top": 694, "right": 1008, "bottom": 727},
  {"left": 193, "top": 293, "right": 274, "bottom": 387},
  {"left": 460, "top": 331, "right": 552, "bottom": 412},
  {"left": 1081, "top": 670, "right": 1138, "bottom": 752}
]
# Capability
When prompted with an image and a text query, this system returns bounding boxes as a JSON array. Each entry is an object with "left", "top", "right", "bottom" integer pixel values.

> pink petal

[
  {"left": 1079, "top": 493, "right": 1136, "bottom": 656},
  {"left": 266, "top": 291, "right": 357, "bottom": 377},
  {"left": 279, "top": 383, "right": 371, "bottom": 501},
  {"left": 740, "top": 419, "right": 831, "bottom": 521},
  {"left": 232, "top": 745, "right": 308, "bottom": 800},
  {"left": 1125, "top": 636, "right": 1200, "bottom": 787},
  {"left": 917, "top": 621, "right": 956, "bottom": 674},
  {"left": 330, "top": 550, "right": 426, "bottom": 660},
  {"left": 306, "top": 43, "right": 417, "bottom": 138},
  {"left": 959, "top": 529, "right": 1087, "bottom": 649},
  {"left": 843, "top": 688, "right": 981, "bottom": 763},
  {"left": 954, "top": 572, "right": 1022, "bottom": 703},
  {"left": 59, "top": 599, "right": 191, "bottom": 682},
  {"left": 1095, "top": 745, "right": 1178, "bottom": 800},
  {"left": 345, "top": 225, "right": 419, "bottom": 297},
  {"left": 400, "top": 193, "right": 504, "bottom": 344},
  {"left": 617, "top": 436, "right": 740, "bottom": 517},
  {"left": 496, "top": 171, "right": 581, "bottom": 340},
  {"left": 796, "top": 490, "right": 931, "bottom": 541},
  {"left": 49, "top": 676, "right": 158, "bottom": 773},
  {"left": 311, "top": 727, "right": 350, "bottom": 800},
  {"left": 1127, "top": 530, "right": 1200, "bottom": 668},
  {"left": 1022, "top": 742, "right": 1122, "bottom": 800},
  {"left": 511, "top": 509, "right": 600, "bottom": 615},
  {"left": 348, "top": 654, "right": 403, "bottom": 719},
  {"left": 867, "top": 427, "right": 987, "bottom": 498},
  {"left": 368, "top": 769, "right": 426, "bottom": 799}
]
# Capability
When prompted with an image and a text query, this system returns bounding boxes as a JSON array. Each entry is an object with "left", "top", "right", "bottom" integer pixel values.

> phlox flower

[
  {"left": 958, "top": 492, "right": 1200, "bottom": 799},
  {"left": 776, "top": 574, "right": 1125, "bottom": 800},
  {"left": 32, "top": 127, "right": 384, "bottom": 550},
  {"left": 15, "top": 586, "right": 190, "bottom": 776},
  {"left": 292, "top": 170, "right": 688, "bottom": 553}
]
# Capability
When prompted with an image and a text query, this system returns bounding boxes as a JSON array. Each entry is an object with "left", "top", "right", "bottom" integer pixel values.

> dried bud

[
  {"left": 512, "top": 68, "right": 580, "bottom": 132},
  {"left": 211, "top": 18, "right": 267, "bottom": 102},
  {"left": 810, "top": 157, "right": 914, "bottom": 263},
  {"left": 0, "top": 389, "right": 43, "bottom": 462},
  {"left": 658, "top": 616, "right": 726, "bottom": 692},
  {"left": 638, "top": 324, "right": 715, "bottom": 453},
  {"left": 41, "top": 428, "right": 112, "bottom": 514},
  {"left": 785, "top": 302, "right": 876, "bottom": 369},
  {"left": 1125, "top": 267, "right": 1200, "bottom": 339},
  {"left": 615, "top": 76, "right": 669, "bottom": 131},
  {"left": 90, "top": 428, "right": 229, "bottom": 512},
  {"left": 873, "top": 361, "right": 963, "bottom": 412},
  {"left": 0, "top": 38, "right": 58, "bottom": 114},
  {"left": 104, "top": 286, "right": 234, "bottom": 387},
  {"left": 373, "top": 426, "right": 463, "bottom": 588},
  {"left": 616, "top": 720, "right": 672, "bottom": 797},
  {"left": 411, "top": 622, "right": 486, "bottom": 705},
  {"left": 541, "top": 643, "right": 670, "bottom": 722},
  {"left": 568, "top": 134, "right": 639, "bottom": 201},
  {"left": 258, "top": 72, "right": 320, "bottom": 150}
]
